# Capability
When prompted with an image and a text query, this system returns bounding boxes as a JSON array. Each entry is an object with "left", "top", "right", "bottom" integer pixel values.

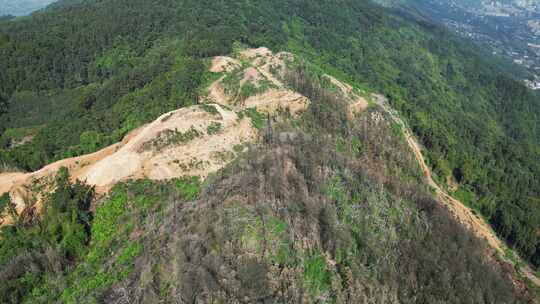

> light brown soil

[
  {"left": 323, "top": 74, "right": 368, "bottom": 118},
  {"left": 239, "top": 47, "right": 273, "bottom": 61},
  {"left": 0, "top": 172, "right": 26, "bottom": 195},
  {"left": 9, "top": 135, "right": 34, "bottom": 148},
  {"left": 0, "top": 104, "right": 255, "bottom": 222},
  {"left": 82, "top": 104, "right": 255, "bottom": 189},
  {"left": 205, "top": 50, "right": 309, "bottom": 115},
  {"left": 210, "top": 56, "right": 241, "bottom": 73},
  {"left": 243, "top": 90, "right": 309, "bottom": 116},
  {"left": 241, "top": 67, "right": 264, "bottom": 86}
]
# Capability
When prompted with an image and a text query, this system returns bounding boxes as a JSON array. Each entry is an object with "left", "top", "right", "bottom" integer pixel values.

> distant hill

[{"left": 0, "top": 0, "right": 56, "bottom": 16}]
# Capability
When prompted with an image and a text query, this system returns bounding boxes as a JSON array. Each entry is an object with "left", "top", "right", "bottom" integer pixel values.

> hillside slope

[
  {"left": 0, "top": 49, "right": 313, "bottom": 222},
  {"left": 0, "top": 49, "right": 535, "bottom": 303},
  {"left": 374, "top": 94, "right": 540, "bottom": 290},
  {"left": 0, "top": 0, "right": 539, "bottom": 301},
  {"left": 0, "top": 0, "right": 538, "bottom": 269}
]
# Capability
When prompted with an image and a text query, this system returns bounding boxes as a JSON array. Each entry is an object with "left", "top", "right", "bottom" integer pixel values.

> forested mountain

[{"left": 0, "top": 0, "right": 539, "bottom": 302}]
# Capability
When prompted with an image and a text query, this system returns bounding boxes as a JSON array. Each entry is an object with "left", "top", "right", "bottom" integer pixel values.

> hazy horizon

[{"left": 0, "top": 0, "right": 56, "bottom": 16}]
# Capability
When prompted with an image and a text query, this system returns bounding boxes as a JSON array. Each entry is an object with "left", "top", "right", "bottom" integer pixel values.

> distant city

[{"left": 407, "top": 0, "right": 540, "bottom": 90}]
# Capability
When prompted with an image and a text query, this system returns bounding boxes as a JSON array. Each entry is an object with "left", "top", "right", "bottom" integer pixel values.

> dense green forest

[
  {"left": 0, "top": 0, "right": 538, "bottom": 271},
  {"left": 0, "top": 66, "right": 528, "bottom": 302}
]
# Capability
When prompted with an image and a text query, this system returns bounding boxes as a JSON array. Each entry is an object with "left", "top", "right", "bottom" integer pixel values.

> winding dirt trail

[{"left": 373, "top": 94, "right": 540, "bottom": 289}]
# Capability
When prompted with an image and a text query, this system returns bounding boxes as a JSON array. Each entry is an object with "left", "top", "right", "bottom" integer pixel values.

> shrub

[
  {"left": 200, "top": 103, "right": 219, "bottom": 115},
  {"left": 0, "top": 168, "right": 94, "bottom": 303},
  {"left": 240, "top": 108, "right": 266, "bottom": 130},
  {"left": 303, "top": 253, "right": 331, "bottom": 297},
  {"left": 206, "top": 122, "right": 223, "bottom": 135}
]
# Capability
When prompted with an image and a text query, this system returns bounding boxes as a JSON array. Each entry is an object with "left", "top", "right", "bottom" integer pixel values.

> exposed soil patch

[
  {"left": 209, "top": 56, "right": 241, "bottom": 73},
  {"left": 206, "top": 49, "right": 309, "bottom": 115},
  {"left": 0, "top": 105, "right": 255, "bottom": 221}
]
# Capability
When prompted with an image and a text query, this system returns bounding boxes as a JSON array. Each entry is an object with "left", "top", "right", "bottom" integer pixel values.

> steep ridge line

[
  {"left": 0, "top": 104, "right": 259, "bottom": 222},
  {"left": 373, "top": 94, "right": 540, "bottom": 289},
  {"left": 0, "top": 48, "right": 314, "bottom": 227},
  {"left": 1, "top": 46, "right": 536, "bottom": 290}
]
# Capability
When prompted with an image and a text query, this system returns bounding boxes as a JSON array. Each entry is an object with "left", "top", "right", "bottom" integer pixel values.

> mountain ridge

[
  {"left": 1, "top": 47, "right": 537, "bottom": 301},
  {"left": 0, "top": 0, "right": 539, "bottom": 301},
  {"left": 1, "top": 46, "right": 534, "bottom": 302}
]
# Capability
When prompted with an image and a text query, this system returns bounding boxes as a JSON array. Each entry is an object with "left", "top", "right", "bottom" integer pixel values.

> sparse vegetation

[
  {"left": 212, "top": 150, "right": 235, "bottom": 163},
  {"left": 142, "top": 126, "right": 203, "bottom": 151},
  {"left": 200, "top": 103, "right": 220, "bottom": 115},
  {"left": 233, "top": 143, "right": 246, "bottom": 153},
  {"left": 221, "top": 67, "right": 244, "bottom": 97},
  {"left": 206, "top": 122, "right": 222, "bottom": 135},
  {"left": 239, "top": 108, "right": 266, "bottom": 130},
  {"left": 0, "top": 193, "right": 10, "bottom": 216},
  {"left": 0, "top": 176, "right": 202, "bottom": 303}
]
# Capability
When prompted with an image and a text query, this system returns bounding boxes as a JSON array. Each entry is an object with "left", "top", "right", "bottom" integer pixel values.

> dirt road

[{"left": 373, "top": 94, "right": 540, "bottom": 288}]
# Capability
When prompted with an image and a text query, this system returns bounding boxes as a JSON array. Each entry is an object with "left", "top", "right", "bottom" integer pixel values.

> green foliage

[
  {"left": 77, "top": 131, "right": 103, "bottom": 155},
  {"left": 350, "top": 136, "right": 363, "bottom": 157},
  {"left": 142, "top": 126, "right": 203, "bottom": 151},
  {"left": 0, "top": 39, "right": 206, "bottom": 171},
  {"left": 0, "top": 168, "right": 94, "bottom": 303},
  {"left": 206, "top": 122, "right": 222, "bottom": 135},
  {"left": 0, "top": 173, "right": 203, "bottom": 302},
  {"left": 94, "top": 44, "right": 137, "bottom": 78},
  {"left": 200, "top": 103, "right": 219, "bottom": 115},
  {"left": 116, "top": 242, "right": 143, "bottom": 266},
  {"left": 239, "top": 78, "right": 276, "bottom": 101},
  {"left": 303, "top": 253, "right": 331, "bottom": 297},
  {"left": 59, "top": 186, "right": 141, "bottom": 303},
  {"left": 240, "top": 108, "right": 265, "bottom": 130},
  {"left": 0, "top": 192, "right": 9, "bottom": 214},
  {"left": 453, "top": 187, "right": 477, "bottom": 207},
  {"left": 0, "top": 126, "right": 37, "bottom": 148},
  {"left": 86, "top": 189, "right": 129, "bottom": 263},
  {"left": 390, "top": 122, "right": 403, "bottom": 138},
  {"left": 238, "top": 82, "right": 258, "bottom": 101},
  {"left": 175, "top": 176, "right": 201, "bottom": 201}
]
